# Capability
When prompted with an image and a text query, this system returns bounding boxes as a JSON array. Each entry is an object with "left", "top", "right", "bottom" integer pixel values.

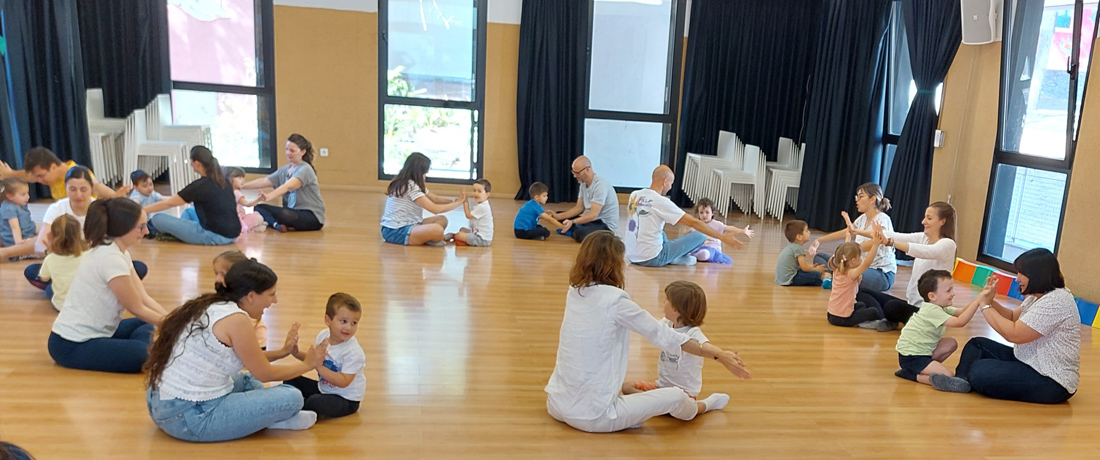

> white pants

[{"left": 547, "top": 387, "right": 699, "bottom": 433}]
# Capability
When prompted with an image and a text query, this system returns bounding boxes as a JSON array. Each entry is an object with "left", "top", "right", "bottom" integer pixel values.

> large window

[
  {"left": 582, "top": 0, "right": 686, "bottom": 189},
  {"left": 379, "top": 0, "right": 486, "bottom": 182},
  {"left": 979, "top": 0, "right": 1097, "bottom": 268},
  {"left": 166, "top": 0, "right": 276, "bottom": 171}
]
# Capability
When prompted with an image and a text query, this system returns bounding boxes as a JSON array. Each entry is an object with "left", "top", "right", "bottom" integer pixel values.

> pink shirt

[
  {"left": 234, "top": 191, "right": 247, "bottom": 220},
  {"left": 692, "top": 219, "right": 726, "bottom": 250},
  {"left": 827, "top": 272, "right": 861, "bottom": 317}
]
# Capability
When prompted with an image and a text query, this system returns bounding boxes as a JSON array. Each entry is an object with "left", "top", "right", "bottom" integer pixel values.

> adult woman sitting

[
  {"left": 241, "top": 134, "right": 326, "bottom": 232},
  {"left": 811, "top": 182, "right": 897, "bottom": 291},
  {"left": 545, "top": 230, "right": 751, "bottom": 433},
  {"left": 380, "top": 152, "right": 464, "bottom": 246},
  {"left": 932, "top": 249, "right": 1079, "bottom": 404},
  {"left": 144, "top": 146, "right": 241, "bottom": 245},
  {"left": 145, "top": 260, "right": 330, "bottom": 442},
  {"left": 48, "top": 198, "right": 168, "bottom": 373}
]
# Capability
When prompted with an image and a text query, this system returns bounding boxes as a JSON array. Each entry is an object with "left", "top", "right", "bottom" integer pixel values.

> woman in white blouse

[
  {"left": 545, "top": 230, "right": 751, "bottom": 433},
  {"left": 811, "top": 183, "right": 897, "bottom": 291},
  {"left": 930, "top": 249, "right": 1079, "bottom": 404}
]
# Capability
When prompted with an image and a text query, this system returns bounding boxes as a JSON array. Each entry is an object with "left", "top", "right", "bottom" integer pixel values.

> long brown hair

[
  {"left": 49, "top": 215, "right": 88, "bottom": 257},
  {"left": 288, "top": 134, "right": 315, "bottom": 173},
  {"left": 928, "top": 201, "right": 956, "bottom": 241},
  {"left": 387, "top": 152, "right": 430, "bottom": 197},
  {"left": 569, "top": 230, "right": 625, "bottom": 290},
  {"left": 84, "top": 198, "right": 142, "bottom": 248},
  {"left": 145, "top": 260, "right": 278, "bottom": 389},
  {"left": 190, "top": 146, "right": 226, "bottom": 189}
]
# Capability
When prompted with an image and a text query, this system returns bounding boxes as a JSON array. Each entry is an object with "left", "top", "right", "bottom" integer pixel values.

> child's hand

[
  {"left": 561, "top": 219, "right": 574, "bottom": 232},
  {"left": 258, "top": 192, "right": 269, "bottom": 203},
  {"left": 281, "top": 322, "right": 300, "bottom": 354},
  {"left": 717, "top": 350, "right": 751, "bottom": 380},
  {"left": 0, "top": 160, "right": 13, "bottom": 176},
  {"left": 742, "top": 225, "right": 755, "bottom": 239},
  {"left": 305, "top": 339, "right": 329, "bottom": 368},
  {"left": 982, "top": 276, "right": 999, "bottom": 300},
  {"left": 456, "top": 190, "right": 467, "bottom": 203}
]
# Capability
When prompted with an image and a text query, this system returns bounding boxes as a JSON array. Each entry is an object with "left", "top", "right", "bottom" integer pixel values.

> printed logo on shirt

[
  {"left": 319, "top": 357, "right": 341, "bottom": 388},
  {"left": 626, "top": 194, "right": 653, "bottom": 235},
  {"left": 659, "top": 350, "right": 680, "bottom": 370}
]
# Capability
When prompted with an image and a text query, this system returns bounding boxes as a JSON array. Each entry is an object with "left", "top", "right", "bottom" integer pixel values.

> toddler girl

[
  {"left": 33, "top": 215, "right": 88, "bottom": 311},
  {"left": 0, "top": 177, "right": 37, "bottom": 259},
  {"left": 213, "top": 250, "right": 269, "bottom": 348},
  {"left": 688, "top": 198, "right": 752, "bottom": 264},
  {"left": 227, "top": 167, "right": 267, "bottom": 233},
  {"left": 825, "top": 223, "right": 894, "bottom": 332}
]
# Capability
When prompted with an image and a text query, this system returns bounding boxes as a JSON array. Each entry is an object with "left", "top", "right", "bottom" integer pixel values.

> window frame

[
  {"left": 377, "top": 0, "right": 488, "bottom": 185},
  {"left": 881, "top": 1, "right": 907, "bottom": 188}
]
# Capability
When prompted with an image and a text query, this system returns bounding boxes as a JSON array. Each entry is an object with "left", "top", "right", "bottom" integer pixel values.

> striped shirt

[{"left": 381, "top": 180, "right": 427, "bottom": 229}]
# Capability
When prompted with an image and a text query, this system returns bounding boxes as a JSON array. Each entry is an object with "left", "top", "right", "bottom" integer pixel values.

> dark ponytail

[
  {"left": 84, "top": 198, "right": 143, "bottom": 247},
  {"left": 190, "top": 146, "right": 226, "bottom": 189},
  {"left": 145, "top": 259, "right": 278, "bottom": 389},
  {"left": 288, "top": 134, "right": 315, "bottom": 172}
]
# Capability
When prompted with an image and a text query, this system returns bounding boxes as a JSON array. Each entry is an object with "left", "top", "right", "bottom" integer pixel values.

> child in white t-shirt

[
  {"left": 286, "top": 293, "right": 366, "bottom": 419},
  {"left": 622, "top": 281, "right": 730, "bottom": 407},
  {"left": 450, "top": 179, "right": 494, "bottom": 247}
]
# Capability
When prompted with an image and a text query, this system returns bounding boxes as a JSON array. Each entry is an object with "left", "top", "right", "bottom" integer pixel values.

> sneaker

[
  {"left": 536, "top": 235, "right": 546, "bottom": 241},
  {"left": 930, "top": 373, "right": 971, "bottom": 393},
  {"left": 821, "top": 278, "right": 832, "bottom": 290},
  {"left": 155, "top": 232, "right": 182, "bottom": 243}
]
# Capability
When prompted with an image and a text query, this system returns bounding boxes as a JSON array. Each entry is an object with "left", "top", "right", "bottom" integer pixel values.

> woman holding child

[{"left": 812, "top": 183, "right": 897, "bottom": 291}]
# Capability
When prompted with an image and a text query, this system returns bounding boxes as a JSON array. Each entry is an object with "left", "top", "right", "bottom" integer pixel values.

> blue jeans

[
  {"left": 633, "top": 232, "right": 708, "bottom": 267},
  {"left": 25, "top": 261, "right": 148, "bottom": 299},
  {"left": 789, "top": 269, "right": 823, "bottom": 286},
  {"left": 955, "top": 337, "right": 1074, "bottom": 404},
  {"left": 47, "top": 318, "right": 154, "bottom": 373},
  {"left": 147, "top": 371, "right": 305, "bottom": 442},
  {"left": 812, "top": 253, "right": 894, "bottom": 291},
  {"left": 149, "top": 209, "right": 236, "bottom": 246}
]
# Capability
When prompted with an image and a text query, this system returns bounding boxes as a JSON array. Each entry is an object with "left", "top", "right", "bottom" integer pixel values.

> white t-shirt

[
  {"left": 381, "top": 180, "right": 428, "bottom": 229},
  {"left": 38, "top": 253, "right": 86, "bottom": 311},
  {"left": 36, "top": 197, "right": 94, "bottom": 253},
  {"left": 852, "top": 212, "right": 897, "bottom": 273},
  {"left": 51, "top": 242, "right": 134, "bottom": 342},
  {"left": 316, "top": 329, "right": 367, "bottom": 401},
  {"left": 469, "top": 200, "right": 494, "bottom": 242},
  {"left": 624, "top": 188, "right": 686, "bottom": 262},
  {"left": 1015, "top": 288, "right": 1080, "bottom": 393},
  {"left": 884, "top": 231, "right": 957, "bottom": 305},
  {"left": 655, "top": 318, "right": 709, "bottom": 397}
]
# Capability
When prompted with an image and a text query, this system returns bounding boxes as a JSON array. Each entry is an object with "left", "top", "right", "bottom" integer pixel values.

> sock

[
  {"left": 425, "top": 240, "right": 446, "bottom": 247},
  {"left": 268, "top": 411, "right": 317, "bottom": 430},
  {"left": 700, "top": 393, "right": 730, "bottom": 412}
]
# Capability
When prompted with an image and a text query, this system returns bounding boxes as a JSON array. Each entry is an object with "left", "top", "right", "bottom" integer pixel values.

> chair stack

[
  {"left": 711, "top": 144, "right": 765, "bottom": 218},
  {"left": 85, "top": 89, "right": 126, "bottom": 185},
  {"left": 144, "top": 94, "right": 209, "bottom": 188},
  {"left": 683, "top": 131, "right": 742, "bottom": 204},
  {"left": 765, "top": 141, "right": 805, "bottom": 221},
  {"left": 122, "top": 109, "right": 190, "bottom": 195}
]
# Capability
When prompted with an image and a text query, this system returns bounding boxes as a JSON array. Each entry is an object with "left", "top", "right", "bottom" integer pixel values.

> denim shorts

[{"left": 381, "top": 224, "right": 415, "bottom": 245}]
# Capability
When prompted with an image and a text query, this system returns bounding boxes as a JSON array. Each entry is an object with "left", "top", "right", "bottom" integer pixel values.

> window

[
  {"left": 379, "top": 0, "right": 486, "bottom": 182},
  {"left": 979, "top": 0, "right": 1098, "bottom": 269},
  {"left": 166, "top": 0, "right": 276, "bottom": 171},
  {"left": 582, "top": 0, "right": 686, "bottom": 189}
]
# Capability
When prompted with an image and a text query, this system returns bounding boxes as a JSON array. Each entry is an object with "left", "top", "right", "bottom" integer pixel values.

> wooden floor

[{"left": 0, "top": 190, "right": 1094, "bottom": 459}]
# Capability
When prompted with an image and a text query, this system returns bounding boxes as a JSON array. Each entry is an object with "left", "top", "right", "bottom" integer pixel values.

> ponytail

[
  {"left": 829, "top": 242, "right": 862, "bottom": 274},
  {"left": 857, "top": 182, "right": 891, "bottom": 212},
  {"left": 288, "top": 134, "right": 315, "bottom": 173},
  {"left": 84, "top": 198, "right": 143, "bottom": 247},
  {"left": 190, "top": 146, "right": 226, "bottom": 189}
]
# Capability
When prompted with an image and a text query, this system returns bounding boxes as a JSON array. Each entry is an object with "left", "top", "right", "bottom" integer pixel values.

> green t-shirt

[{"left": 896, "top": 302, "right": 958, "bottom": 356}]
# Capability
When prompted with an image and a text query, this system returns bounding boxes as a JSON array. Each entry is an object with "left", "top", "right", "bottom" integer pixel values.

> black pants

[
  {"left": 859, "top": 289, "right": 919, "bottom": 324},
  {"left": 570, "top": 220, "right": 610, "bottom": 243},
  {"left": 255, "top": 205, "right": 323, "bottom": 231},
  {"left": 284, "top": 376, "right": 360, "bottom": 418},
  {"left": 827, "top": 292, "right": 885, "bottom": 327},
  {"left": 515, "top": 226, "right": 551, "bottom": 240},
  {"left": 955, "top": 337, "right": 1073, "bottom": 404}
]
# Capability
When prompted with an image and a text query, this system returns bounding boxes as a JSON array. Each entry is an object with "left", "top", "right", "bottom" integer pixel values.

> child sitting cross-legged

[
  {"left": 285, "top": 293, "right": 367, "bottom": 419},
  {"left": 688, "top": 198, "right": 753, "bottom": 264},
  {"left": 775, "top": 219, "right": 828, "bottom": 287},
  {"left": 31, "top": 215, "right": 87, "bottom": 311},
  {"left": 513, "top": 182, "right": 564, "bottom": 240}
]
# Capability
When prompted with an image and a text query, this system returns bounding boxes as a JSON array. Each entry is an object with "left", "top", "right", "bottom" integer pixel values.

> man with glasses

[{"left": 552, "top": 156, "right": 620, "bottom": 242}]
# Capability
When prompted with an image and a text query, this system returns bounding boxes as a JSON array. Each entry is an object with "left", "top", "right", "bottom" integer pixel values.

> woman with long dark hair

[
  {"left": 241, "top": 134, "right": 326, "bottom": 232},
  {"left": 143, "top": 146, "right": 241, "bottom": 245},
  {"left": 380, "top": 152, "right": 465, "bottom": 246}
]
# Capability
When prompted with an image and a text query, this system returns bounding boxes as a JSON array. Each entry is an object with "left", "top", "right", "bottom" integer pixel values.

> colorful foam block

[
  {"left": 953, "top": 259, "right": 977, "bottom": 283},
  {"left": 991, "top": 271, "right": 1014, "bottom": 296},
  {"left": 1008, "top": 279, "right": 1025, "bottom": 301},
  {"left": 972, "top": 266, "right": 995, "bottom": 287},
  {"left": 1076, "top": 298, "right": 1099, "bottom": 327}
]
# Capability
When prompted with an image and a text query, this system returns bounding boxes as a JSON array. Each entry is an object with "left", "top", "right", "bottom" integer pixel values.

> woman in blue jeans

[
  {"left": 810, "top": 182, "right": 897, "bottom": 291},
  {"left": 930, "top": 249, "right": 1079, "bottom": 404},
  {"left": 143, "top": 146, "right": 241, "bottom": 245},
  {"left": 48, "top": 198, "right": 168, "bottom": 373},
  {"left": 145, "top": 260, "right": 330, "bottom": 442}
]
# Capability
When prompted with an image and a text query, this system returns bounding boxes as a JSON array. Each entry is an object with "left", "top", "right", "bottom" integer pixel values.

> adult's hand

[
  {"left": 721, "top": 233, "right": 746, "bottom": 250},
  {"left": 717, "top": 350, "right": 751, "bottom": 380}
]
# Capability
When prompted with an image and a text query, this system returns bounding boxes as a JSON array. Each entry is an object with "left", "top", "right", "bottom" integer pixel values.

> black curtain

[
  {"left": 885, "top": 0, "right": 961, "bottom": 234},
  {"left": 797, "top": 0, "right": 891, "bottom": 231},
  {"left": 0, "top": 0, "right": 16, "bottom": 167},
  {"left": 77, "top": 0, "right": 171, "bottom": 118},
  {"left": 673, "top": 0, "right": 820, "bottom": 205},
  {"left": 515, "top": 0, "right": 586, "bottom": 202}
]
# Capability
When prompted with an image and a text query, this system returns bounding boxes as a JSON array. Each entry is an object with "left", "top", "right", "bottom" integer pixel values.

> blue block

[
  {"left": 1076, "top": 298, "right": 1099, "bottom": 326},
  {"left": 1008, "top": 279, "right": 1025, "bottom": 300}
]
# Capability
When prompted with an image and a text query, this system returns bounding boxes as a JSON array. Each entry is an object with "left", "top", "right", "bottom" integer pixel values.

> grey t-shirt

[
  {"left": 267, "top": 163, "right": 326, "bottom": 224},
  {"left": 775, "top": 242, "right": 807, "bottom": 285},
  {"left": 1015, "top": 288, "right": 1080, "bottom": 393},
  {"left": 580, "top": 174, "right": 619, "bottom": 233}
]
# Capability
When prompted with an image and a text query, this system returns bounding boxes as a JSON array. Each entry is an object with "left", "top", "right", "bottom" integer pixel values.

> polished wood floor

[{"left": 0, "top": 190, "right": 1093, "bottom": 459}]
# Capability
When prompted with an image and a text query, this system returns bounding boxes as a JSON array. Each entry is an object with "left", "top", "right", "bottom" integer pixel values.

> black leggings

[
  {"left": 827, "top": 292, "right": 885, "bottom": 327},
  {"left": 515, "top": 226, "right": 551, "bottom": 240},
  {"left": 284, "top": 376, "right": 360, "bottom": 418},
  {"left": 859, "top": 289, "right": 920, "bottom": 324},
  {"left": 255, "top": 205, "right": 323, "bottom": 231},
  {"left": 571, "top": 220, "right": 610, "bottom": 243},
  {"left": 955, "top": 337, "right": 1073, "bottom": 404}
]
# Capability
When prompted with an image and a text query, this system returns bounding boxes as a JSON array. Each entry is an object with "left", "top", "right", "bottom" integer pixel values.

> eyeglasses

[
  {"left": 571, "top": 166, "right": 590, "bottom": 177},
  {"left": 854, "top": 193, "right": 868, "bottom": 200}
]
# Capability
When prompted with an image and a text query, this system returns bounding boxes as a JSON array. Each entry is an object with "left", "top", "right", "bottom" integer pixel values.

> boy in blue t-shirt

[{"left": 514, "top": 182, "right": 563, "bottom": 240}]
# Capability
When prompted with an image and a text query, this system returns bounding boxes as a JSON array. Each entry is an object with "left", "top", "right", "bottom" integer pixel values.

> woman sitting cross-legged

[
  {"left": 241, "top": 134, "right": 326, "bottom": 232},
  {"left": 143, "top": 146, "right": 241, "bottom": 245}
]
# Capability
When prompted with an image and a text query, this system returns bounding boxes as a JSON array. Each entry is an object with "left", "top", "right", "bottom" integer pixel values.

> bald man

[
  {"left": 552, "top": 156, "right": 620, "bottom": 242},
  {"left": 624, "top": 165, "right": 746, "bottom": 266}
]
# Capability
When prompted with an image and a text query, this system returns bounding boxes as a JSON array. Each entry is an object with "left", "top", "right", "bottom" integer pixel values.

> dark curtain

[
  {"left": 515, "top": 0, "right": 586, "bottom": 202},
  {"left": 77, "top": 0, "right": 171, "bottom": 118},
  {"left": 885, "top": 0, "right": 962, "bottom": 234},
  {"left": 0, "top": 0, "right": 16, "bottom": 167},
  {"left": 797, "top": 0, "right": 891, "bottom": 231},
  {"left": 672, "top": 0, "right": 820, "bottom": 205}
]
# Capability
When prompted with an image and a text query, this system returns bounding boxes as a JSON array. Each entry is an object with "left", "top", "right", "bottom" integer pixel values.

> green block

[{"left": 972, "top": 266, "right": 995, "bottom": 287}]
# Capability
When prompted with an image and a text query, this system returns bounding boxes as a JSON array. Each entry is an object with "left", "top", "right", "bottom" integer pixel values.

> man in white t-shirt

[
  {"left": 553, "top": 156, "right": 620, "bottom": 242},
  {"left": 625, "top": 166, "right": 746, "bottom": 267}
]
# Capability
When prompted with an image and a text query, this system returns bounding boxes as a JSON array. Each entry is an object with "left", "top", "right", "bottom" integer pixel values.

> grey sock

[
  {"left": 930, "top": 373, "right": 971, "bottom": 393},
  {"left": 425, "top": 240, "right": 447, "bottom": 247}
]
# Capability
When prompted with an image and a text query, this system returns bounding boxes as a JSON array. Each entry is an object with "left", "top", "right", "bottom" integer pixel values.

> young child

[
  {"left": 825, "top": 222, "right": 894, "bottom": 332},
  {"left": 213, "top": 250, "right": 269, "bottom": 348},
  {"left": 128, "top": 170, "right": 164, "bottom": 207},
  {"left": 688, "top": 198, "right": 752, "bottom": 264},
  {"left": 895, "top": 270, "right": 995, "bottom": 387},
  {"left": 775, "top": 220, "right": 828, "bottom": 287},
  {"left": 33, "top": 215, "right": 87, "bottom": 311},
  {"left": 226, "top": 167, "right": 267, "bottom": 233},
  {"left": 286, "top": 293, "right": 366, "bottom": 419},
  {"left": 620, "top": 281, "right": 732, "bottom": 410},
  {"left": 449, "top": 179, "right": 494, "bottom": 246},
  {"left": 513, "top": 182, "right": 563, "bottom": 240},
  {"left": 0, "top": 177, "right": 37, "bottom": 259}
]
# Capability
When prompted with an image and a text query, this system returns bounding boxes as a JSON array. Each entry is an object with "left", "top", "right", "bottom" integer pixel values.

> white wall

[{"left": 274, "top": 0, "right": 522, "bottom": 24}]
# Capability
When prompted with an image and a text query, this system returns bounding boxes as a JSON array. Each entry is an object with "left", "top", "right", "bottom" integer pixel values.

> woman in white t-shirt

[
  {"left": 380, "top": 152, "right": 464, "bottom": 246},
  {"left": 931, "top": 249, "right": 1079, "bottom": 404},
  {"left": 145, "top": 260, "right": 331, "bottom": 442},
  {"left": 47, "top": 198, "right": 168, "bottom": 373},
  {"left": 811, "top": 182, "right": 897, "bottom": 291}
]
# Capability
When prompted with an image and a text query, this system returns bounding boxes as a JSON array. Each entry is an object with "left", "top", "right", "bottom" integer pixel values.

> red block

[{"left": 992, "top": 271, "right": 1014, "bottom": 296}]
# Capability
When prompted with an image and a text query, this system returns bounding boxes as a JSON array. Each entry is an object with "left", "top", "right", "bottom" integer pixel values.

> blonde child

[
  {"left": 513, "top": 182, "right": 563, "bottom": 240},
  {"left": 825, "top": 222, "right": 895, "bottom": 332},
  {"left": 30, "top": 215, "right": 87, "bottom": 310},
  {"left": 895, "top": 270, "right": 994, "bottom": 387},
  {"left": 775, "top": 220, "right": 828, "bottom": 287},
  {"left": 688, "top": 198, "right": 752, "bottom": 264},
  {"left": 226, "top": 167, "right": 267, "bottom": 233},
  {"left": 448, "top": 179, "right": 494, "bottom": 247},
  {"left": 286, "top": 293, "right": 366, "bottom": 419},
  {"left": 621, "top": 281, "right": 733, "bottom": 411},
  {"left": 213, "top": 250, "right": 268, "bottom": 348},
  {"left": 0, "top": 177, "right": 37, "bottom": 258}
]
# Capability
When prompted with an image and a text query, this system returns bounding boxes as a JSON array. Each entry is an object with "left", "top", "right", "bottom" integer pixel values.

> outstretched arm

[
  {"left": 144, "top": 194, "right": 187, "bottom": 214},
  {"left": 677, "top": 214, "right": 745, "bottom": 249},
  {"left": 680, "top": 340, "right": 751, "bottom": 380}
]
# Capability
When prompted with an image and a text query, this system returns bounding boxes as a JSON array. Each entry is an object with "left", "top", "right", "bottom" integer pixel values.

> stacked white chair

[
  {"left": 683, "top": 131, "right": 740, "bottom": 202},
  {"left": 145, "top": 94, "right": 208, "bottom": 188},
  {"left": 766, "top": 142, "right": 806, "bottom": 221},
  {"left": 122, "top": 109, "right": 190, "bottom": 195},
  {"left": 85, "top": 89, "right": 126, "bottom": 185},
  {"left": 711, "top": 144, "right": 766, "bottom": 219},
  {"left": 693, "top": 131, "right": 744, "bottom": 203}
]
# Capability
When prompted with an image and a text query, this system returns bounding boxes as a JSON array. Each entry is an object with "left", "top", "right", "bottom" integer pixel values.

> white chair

[
  {"left": 766, "top": 143, "right": 806, "bottom": 221},
  {"left": 146, "top": 94, "right": 208, "bottom": 187},
  {"left": 683, "top": 131, "right": 739, "bottom": 202},
  {"left": 693, "top": 131, "right": 744, "bottom": 203},
  {"left": 85, "top": 89, "right": 126, "bottom": 185},
  {"left": 123, "top": 109, "right": 190, "bottom": 195},
  {"left": 711, "top": 144, "right": 765, "bottom": 219},
  {"left": 766, "top": 137, "right": 796, "bottom": 170}
]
